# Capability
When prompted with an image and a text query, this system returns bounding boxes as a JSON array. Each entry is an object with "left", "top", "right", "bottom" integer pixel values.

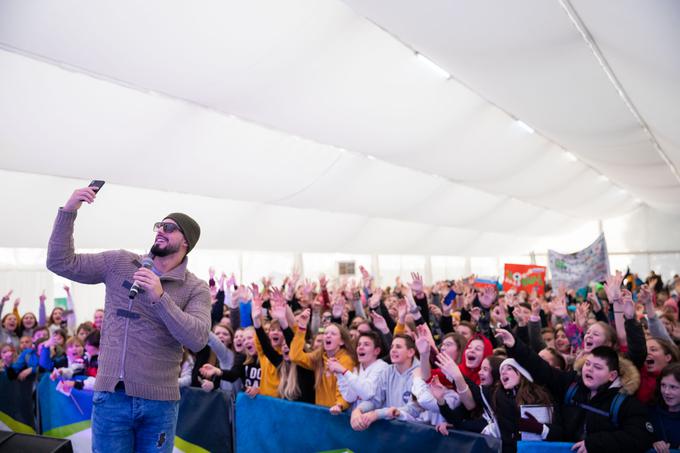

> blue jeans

[{"left": 91, "top": 388, "right": 179, "bottom": 453}]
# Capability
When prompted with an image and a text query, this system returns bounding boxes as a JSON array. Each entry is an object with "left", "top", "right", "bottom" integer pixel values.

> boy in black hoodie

[{"left": 495, "top": 328, "right": 654, "bottom": 453}]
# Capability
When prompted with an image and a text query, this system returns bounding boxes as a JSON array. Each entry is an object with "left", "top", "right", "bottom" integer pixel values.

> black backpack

[{"left": 564, "top": 382, "right": 628, "bottom": 428}]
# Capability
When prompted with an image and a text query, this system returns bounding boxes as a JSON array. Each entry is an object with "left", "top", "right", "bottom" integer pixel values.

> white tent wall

[
  {"left": 377, "top": 255, "right": 427, "bottom": 288},
  {"left": 0, "top": 270, "right": 54, "bottom": 319},
  {"left": 430, "top": 257, "right": 468, "bottom": 283},
  {"left": 602, "top": 205, "right": 680, "bottom": 254},
  {"left": 600, "top": 205, "right": 680, "bottom": 281}
]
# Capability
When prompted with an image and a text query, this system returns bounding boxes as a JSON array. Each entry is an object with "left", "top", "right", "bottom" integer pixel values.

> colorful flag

[
  {"left": 503, "top": 264, "right": 546, "bottom": 295},
  {"left": 474, "top": 276, "right": 500, "bottom": 290}
]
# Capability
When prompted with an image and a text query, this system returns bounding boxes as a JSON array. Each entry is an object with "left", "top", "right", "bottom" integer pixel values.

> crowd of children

[{"left": 3, "top": 267, "right": 680, "bottom": 453}]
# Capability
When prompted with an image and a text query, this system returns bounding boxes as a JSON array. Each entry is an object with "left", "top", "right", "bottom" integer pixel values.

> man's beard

[{"left": 150, "top": 241, "right": 180, "bottom": 257}]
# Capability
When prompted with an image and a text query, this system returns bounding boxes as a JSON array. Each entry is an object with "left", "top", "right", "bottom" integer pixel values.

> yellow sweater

[
  {"left": 290, "top": 328, "right": 355, "bottom": 409},
  {"left": 254, "top": 332, "right": 282, "bottom": 398}
]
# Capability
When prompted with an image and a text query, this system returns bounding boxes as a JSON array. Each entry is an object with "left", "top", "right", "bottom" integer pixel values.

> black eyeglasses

[{"left": 153, "top": 222, "right": 183, "bottom": 234}]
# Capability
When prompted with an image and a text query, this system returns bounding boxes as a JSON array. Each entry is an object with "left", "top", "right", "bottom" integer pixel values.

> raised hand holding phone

[{"left": 63, "top": 180, "right": 104, "bottom": 213}]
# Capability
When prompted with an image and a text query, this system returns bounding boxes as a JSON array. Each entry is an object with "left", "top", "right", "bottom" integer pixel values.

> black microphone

[{"left": 129, "top": 256, "right": 154, "bottom": 299}]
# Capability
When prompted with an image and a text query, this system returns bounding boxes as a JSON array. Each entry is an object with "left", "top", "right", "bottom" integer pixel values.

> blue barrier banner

[
  {"left": 518, "top": 441, "right": 680, "bottom": 453},
  {"left": 235, "top": 393, "right": 501, "bottom": 453},
  {"left": 517, "top": 441, "right": 574, "bottom": 453},
  {"left": 0, "top": 372, "right": 36, "bottom": 433}
]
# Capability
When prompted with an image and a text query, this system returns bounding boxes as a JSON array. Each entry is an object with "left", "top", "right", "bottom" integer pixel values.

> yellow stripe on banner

[
  {"left": 0, "top": 411, "right": 36, "bottom": 434},
  {"left": 174, "top": 436, "right": 210, "bottom": 453},
  {"left": 43, "top": 420, "right": 91, "bottom": 438}
]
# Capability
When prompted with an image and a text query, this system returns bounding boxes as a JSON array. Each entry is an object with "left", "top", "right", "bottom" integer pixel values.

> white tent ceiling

[
  {"left": 0, "top": 0, "right": 678, "bottom": 256},
  {"left": 343, "top": 0, "right": 680, "bottom": 209}
]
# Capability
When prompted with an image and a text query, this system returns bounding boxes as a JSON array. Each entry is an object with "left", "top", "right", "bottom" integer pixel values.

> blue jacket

[
  {"left": 39, "top": 345, "right": 67, "bottom": 371},
  {"left": 12, "top": 348, "right": 40, "bottom": 373}
]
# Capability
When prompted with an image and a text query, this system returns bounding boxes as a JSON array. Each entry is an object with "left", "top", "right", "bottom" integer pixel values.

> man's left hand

[{"left": 133, "top": 267, "right": 163, "bottom": 301}]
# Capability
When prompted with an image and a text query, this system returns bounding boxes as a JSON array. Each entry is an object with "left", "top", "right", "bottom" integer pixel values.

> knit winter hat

[
  {"left": 164, "top": 213, "right": 200, "bottom": 254},
  {"left": 500, "top": 358, "right": 533, "bottom": 383}
]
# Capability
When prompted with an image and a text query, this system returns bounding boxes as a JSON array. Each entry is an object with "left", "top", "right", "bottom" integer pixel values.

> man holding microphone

[{"left": 47, "top": 184, "right": 211, "bottom": 453}]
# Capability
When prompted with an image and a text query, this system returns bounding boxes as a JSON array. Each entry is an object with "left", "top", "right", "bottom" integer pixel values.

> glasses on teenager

[{"left": 153, "top": 222, "right": 183, "bottom": 234}]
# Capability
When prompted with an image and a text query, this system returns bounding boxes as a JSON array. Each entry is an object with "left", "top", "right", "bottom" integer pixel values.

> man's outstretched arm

[{"left": 46, "top": 187, "right": 110, "bottom": 284}]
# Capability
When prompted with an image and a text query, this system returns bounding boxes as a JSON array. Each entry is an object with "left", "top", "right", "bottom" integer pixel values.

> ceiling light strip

[{"left": 557, "top": 0, "right": 680, "bottom": 184}]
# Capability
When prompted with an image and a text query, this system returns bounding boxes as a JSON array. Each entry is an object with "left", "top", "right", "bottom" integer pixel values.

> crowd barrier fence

[
  {"left": 234, "top": 393, "right": 502, "bottom": 453},
  {"left": 5, "top": 375, "right": 669, "bottom": 453}
]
